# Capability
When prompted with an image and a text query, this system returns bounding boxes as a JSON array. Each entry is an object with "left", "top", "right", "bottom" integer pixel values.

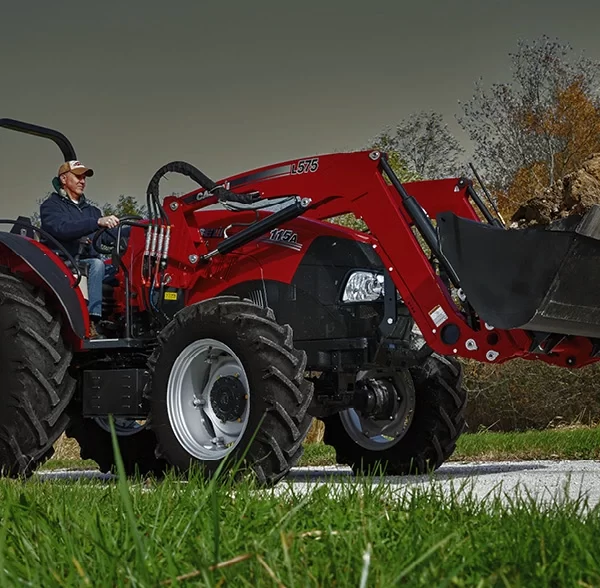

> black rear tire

[
  {"left": 65, "top": 415, "right": 169, "bottom": 477},
  {"left": 148, "top": 297, "right": 314, "bottom": 485},
  {"left": 323, "top": 354, "right": 466, "bottom": 475},
  {"left": 0, "top": 268, "right": 76, "bottom": 477}
]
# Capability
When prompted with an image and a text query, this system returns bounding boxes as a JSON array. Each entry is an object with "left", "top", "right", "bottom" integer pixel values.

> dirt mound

[{"left": 510, "top": 154, "right": 600, "bottom": 228}]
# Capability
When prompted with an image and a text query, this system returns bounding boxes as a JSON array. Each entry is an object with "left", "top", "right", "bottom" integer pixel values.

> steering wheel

[
  {"left": 91, "top": 226, "right": 126, "bottom": 255},
  {"left": 91, "top": 216, "right": 143, "bottom": 256}
]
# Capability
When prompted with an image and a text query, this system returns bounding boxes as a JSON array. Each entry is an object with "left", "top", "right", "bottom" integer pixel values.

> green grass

[
  {"left": 295, "top": 426, "right": 600, "bottom": 468},
  {"left": 2, "top": 470, "right": 599, "bottom": 586},
  {"left": 7, "top": 424, "right": 600, "bottom": 585},
  {"left": 41, "top": 426, "right": 600, "bottom": 472},
  {"left": 452, "top": 426, "right": 600, "bottom": 461},
  {"left": 298, "top": 442, "right": 337, "bottom": 467}
]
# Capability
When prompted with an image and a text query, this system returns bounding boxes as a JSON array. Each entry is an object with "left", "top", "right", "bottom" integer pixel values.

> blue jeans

[{"left": 79, "top": 258, "right": 107, "bottom": 320}]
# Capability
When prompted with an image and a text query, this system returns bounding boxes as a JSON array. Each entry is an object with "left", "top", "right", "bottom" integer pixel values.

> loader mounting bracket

[
  {"left": 82, "top": 368, "right": 150, "bottom": 418},
  {"left": 378, "top": 271, "right": 398, "bottom": 337}
]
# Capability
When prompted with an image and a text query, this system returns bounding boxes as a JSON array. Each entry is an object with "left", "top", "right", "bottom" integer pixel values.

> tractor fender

[{"left": 0, "top": 232, "right": 87, "bottom": 340}]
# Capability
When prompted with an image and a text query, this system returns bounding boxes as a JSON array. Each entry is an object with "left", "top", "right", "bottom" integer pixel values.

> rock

[{"left": 510, "top": 153, "right": 600, "bottom": 228}]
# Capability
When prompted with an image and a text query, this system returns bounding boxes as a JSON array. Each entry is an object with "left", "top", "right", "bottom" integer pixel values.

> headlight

[{"left": 342, "top": 271, "right": 385, "bottom": 302}]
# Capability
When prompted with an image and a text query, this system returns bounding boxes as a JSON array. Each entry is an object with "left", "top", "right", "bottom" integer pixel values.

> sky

[{"left": 1, "top": 0, "right": 600, "bottom": 221}]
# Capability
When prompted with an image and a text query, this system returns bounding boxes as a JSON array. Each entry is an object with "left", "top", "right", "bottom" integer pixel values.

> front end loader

[{"left": 1, "top": 117, "right": 599, "bottom": 484}]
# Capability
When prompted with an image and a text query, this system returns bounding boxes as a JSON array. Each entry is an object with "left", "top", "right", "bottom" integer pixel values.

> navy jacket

[{"left": 40, "top": 190, "right": 102, "bottom": 259}]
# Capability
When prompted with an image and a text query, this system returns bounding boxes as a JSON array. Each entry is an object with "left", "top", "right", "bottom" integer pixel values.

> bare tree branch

[
  {"left": 369, "top": 112, "right": 464, "bottom": 180},
  {"left": 458, "top": 35, "right": 600, "bottom": 191}
]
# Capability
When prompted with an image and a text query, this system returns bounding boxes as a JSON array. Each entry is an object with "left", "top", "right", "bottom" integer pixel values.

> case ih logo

[{"left": 260, "top": 228, "right": 302, "bottom": 251}]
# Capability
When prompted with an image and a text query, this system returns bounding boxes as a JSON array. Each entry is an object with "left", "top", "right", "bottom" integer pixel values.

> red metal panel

[{"left": 118, "top": 150, "right": 599, "bottom": 368}]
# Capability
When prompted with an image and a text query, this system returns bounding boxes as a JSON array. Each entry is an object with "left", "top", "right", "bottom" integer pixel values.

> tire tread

[{"left": 0, "top": 268, "right": 76, "bottom": 477}]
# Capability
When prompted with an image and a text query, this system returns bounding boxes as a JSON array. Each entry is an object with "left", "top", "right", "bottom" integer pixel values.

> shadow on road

[
  {"left": 417, "top": 461, "right": 548, "bottom": 480},
  {"left": 34, "top": 461, "right": 550, "bottom": 485},
  {"left": 286, "top": 461, "right": 549, "bottom": 484}
]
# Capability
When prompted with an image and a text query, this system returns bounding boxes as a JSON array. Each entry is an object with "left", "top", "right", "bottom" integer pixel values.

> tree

[
  {"left": 458, "top": 35, "right": 600, "bottom": 212},
  {"left": 370, "top": 111, "right": 464, "bottom": 180},
  {"left": 367, "top": 131, "right": 421, "bottom": 182},
  {"left": 102, "top": 195, "right": 147, "bottom": 218},
  {"left": 29, "top": 196, "right": 48, "bottom": 228},
  {"left": 501, "top": 80, "right": 600, "bottom": 213}
]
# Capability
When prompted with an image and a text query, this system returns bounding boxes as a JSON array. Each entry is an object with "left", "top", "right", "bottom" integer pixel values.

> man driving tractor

[{"left": 40, "top": 160, "right": 120, "bottom": 338}]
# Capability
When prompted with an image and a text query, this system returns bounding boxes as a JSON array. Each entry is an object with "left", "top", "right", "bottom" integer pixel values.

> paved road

[
  {"left": 36, "top": 460, "right": 600, "bottom": 510},
  {"left": 286, "top": 461, "right": 600, "bottom": 510}
]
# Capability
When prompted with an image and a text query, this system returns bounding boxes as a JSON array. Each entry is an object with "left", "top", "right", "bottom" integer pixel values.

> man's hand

[{"left": 98, "top": 215, "right": 120, "bottom": 229}]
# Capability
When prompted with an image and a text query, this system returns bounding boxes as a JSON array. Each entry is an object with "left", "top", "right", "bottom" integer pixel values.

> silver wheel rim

[
  {"left": 167, "top": 338, "right": 250, "bottom": 461},
  {"left": 339, "top": 370, "right": 416, "bottom": 451},
  {"left": 94, "top": 417, "right": 147, "bottom": 437}
]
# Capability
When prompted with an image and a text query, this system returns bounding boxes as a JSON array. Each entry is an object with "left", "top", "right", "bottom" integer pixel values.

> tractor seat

[{"left": 10, "top": 216, "right": 39, "bottom": 240}]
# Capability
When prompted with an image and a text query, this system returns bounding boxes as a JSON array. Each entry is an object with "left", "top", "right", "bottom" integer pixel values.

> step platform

[{"left": 437, "top": 206, "right": 600, "bottom": 339}]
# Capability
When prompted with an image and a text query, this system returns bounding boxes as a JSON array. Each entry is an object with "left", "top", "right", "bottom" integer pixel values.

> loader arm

[{"left": 173, "top": 150, "right": 597, "bottom": 368}]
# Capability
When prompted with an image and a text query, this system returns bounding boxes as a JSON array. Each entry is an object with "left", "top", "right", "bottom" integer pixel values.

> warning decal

[{"left": 429, "top": 305, "right": 448, "bottom": 327}]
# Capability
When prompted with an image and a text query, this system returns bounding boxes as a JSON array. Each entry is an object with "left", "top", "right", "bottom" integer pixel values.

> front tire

[
  {"left": 323, "top": 354, "right": 466, "bottom": 475},
  {"left": 148, "top": 297, "right": 314, "bottom": 485},
  {"left": 0, "top": 269, "right": 76, "bottom": 477}
]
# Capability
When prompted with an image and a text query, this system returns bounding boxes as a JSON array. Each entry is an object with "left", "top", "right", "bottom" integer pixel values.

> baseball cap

[{"left": 58, "top": 160, "right": 94, "bottom": 177}]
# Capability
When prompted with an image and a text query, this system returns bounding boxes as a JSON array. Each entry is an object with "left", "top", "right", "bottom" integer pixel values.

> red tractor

[{"left": 1, "top": 118, "right": 597, "bottom": 484}]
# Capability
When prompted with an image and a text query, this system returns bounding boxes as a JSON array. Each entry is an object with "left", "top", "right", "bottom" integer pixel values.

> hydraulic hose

[
  {"left": 142, "top": 160, "right": 260, "bottom": 322},
  {"left": 145, "top": 160, "right": 259, "bottom": 223}
]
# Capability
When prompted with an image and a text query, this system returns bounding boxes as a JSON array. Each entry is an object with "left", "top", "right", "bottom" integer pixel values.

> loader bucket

[{"left": 437, "top": 205, "right": 600, "bottom": 339}]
